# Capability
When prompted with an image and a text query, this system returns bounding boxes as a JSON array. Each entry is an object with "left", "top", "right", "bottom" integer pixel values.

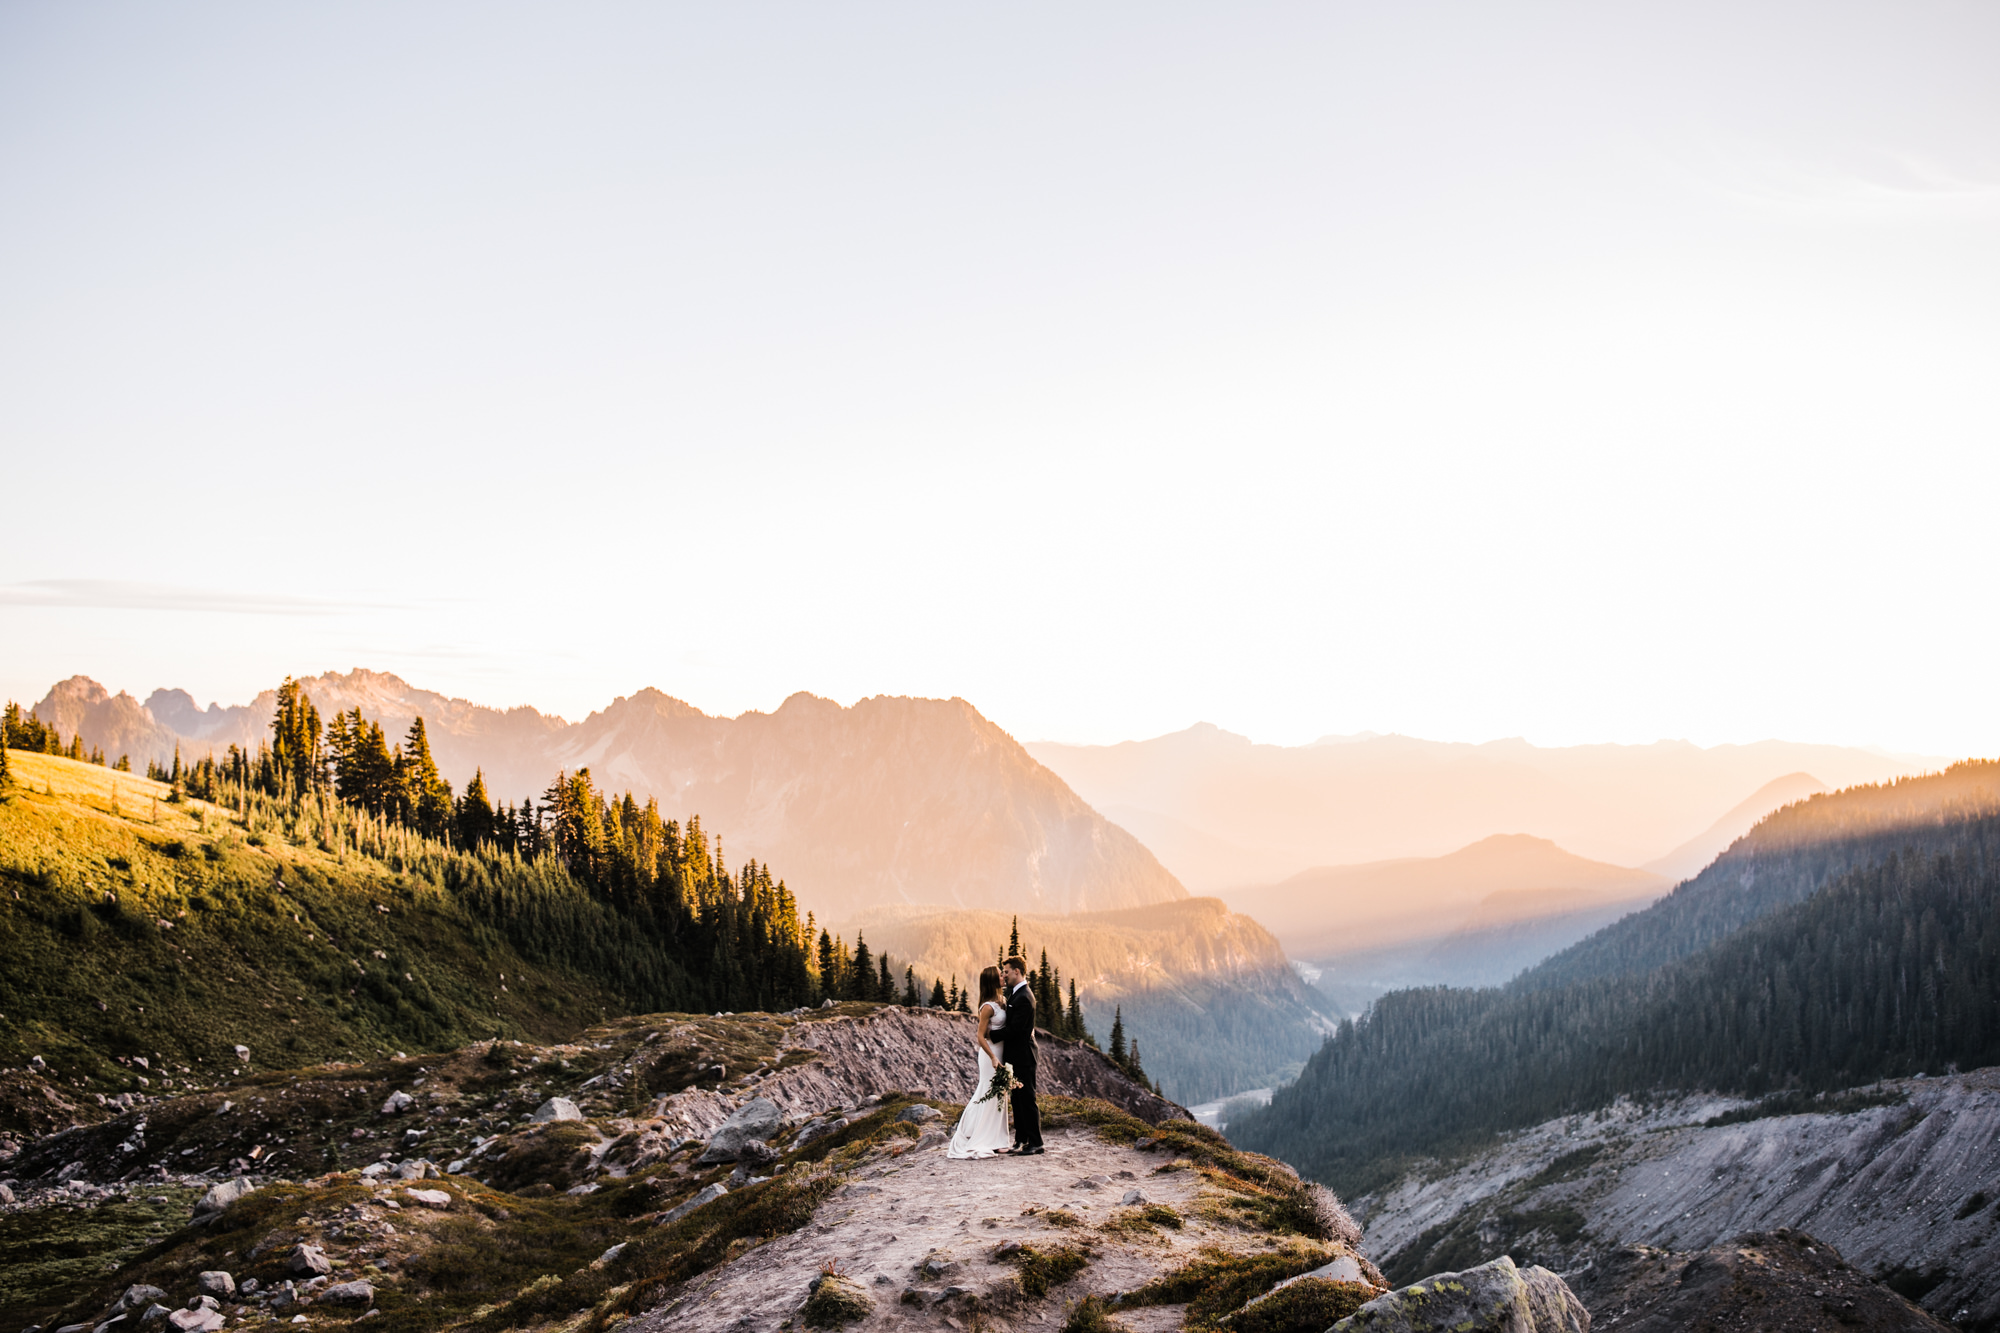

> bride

[{"left": 946, "top": 966, "right": 1016, "bottom": 1159}]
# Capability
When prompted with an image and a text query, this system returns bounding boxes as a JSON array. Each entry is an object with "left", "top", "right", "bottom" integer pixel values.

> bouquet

[{"left": 975, "top": 1061, "right": 1020, "bottom": 1106}]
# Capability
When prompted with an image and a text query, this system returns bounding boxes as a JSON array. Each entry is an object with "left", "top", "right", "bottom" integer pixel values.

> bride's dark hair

[{"left": 978, "top": 966, "right": 1002, "bottom": 1006}]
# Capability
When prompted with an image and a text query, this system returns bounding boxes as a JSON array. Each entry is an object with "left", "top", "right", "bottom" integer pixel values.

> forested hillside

[
  {"left": 1519, "top": 760, "right": 2000, "bottom": 990},
  {"left": 1232, "top": 765, "right": 2000, "bottom": 1196}
]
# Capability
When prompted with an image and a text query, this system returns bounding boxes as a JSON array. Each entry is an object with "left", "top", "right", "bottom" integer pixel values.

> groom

[{"left": 1000, "top": 955, "right": 1043, "bottom": 1154}]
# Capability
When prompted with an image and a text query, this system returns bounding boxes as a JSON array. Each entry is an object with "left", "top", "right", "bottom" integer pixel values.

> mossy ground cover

[
  {"left": 0, "top": 1187, "right": 203, "bottom": 1329},
  {"left": 1009, "top": 1242, "right": 1094, "bottom": 1297},
  {"left": 1217, "top": 1276, "right": 1376, "bottom": 1333}
]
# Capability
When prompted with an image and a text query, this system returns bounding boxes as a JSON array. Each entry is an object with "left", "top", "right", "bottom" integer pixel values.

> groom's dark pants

[{"left": 1010, "top": 1061, "right": 1043, "bottom": 1149}]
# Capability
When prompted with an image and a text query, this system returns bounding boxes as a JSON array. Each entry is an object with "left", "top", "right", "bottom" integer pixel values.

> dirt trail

[{"left": 632, "top": 1128, "right": 1224, "bottom": 1332}]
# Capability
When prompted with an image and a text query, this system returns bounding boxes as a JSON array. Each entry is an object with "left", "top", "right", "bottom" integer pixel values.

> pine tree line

[{"left": 2, "top": 701, "right": 123, "bottom": 770}]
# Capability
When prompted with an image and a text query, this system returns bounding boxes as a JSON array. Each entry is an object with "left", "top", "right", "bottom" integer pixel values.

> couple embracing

[{"left": 945, "top": 954, "right": 1045, "bottom": 1158}]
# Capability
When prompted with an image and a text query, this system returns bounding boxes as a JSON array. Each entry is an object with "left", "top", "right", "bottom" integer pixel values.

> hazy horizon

[{"left": 6, "top": 3, "right": 1999, "bottom": 755}]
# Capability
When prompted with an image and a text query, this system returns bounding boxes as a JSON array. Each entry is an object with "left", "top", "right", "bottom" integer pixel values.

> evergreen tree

[
  {"left": 947, "top": 977, "right": 960, "bottom": 1010},
  {"left": 903, "top": 966, "right": 920, "bottom": 1006},
  {"left": 930, "top": 977, "right": 948, "bottom": 1008},
  {"left": 1067, "top": 978, "right": 1085, "bottom": 1042},
  {"left": 0, "top": 733, "right": 10, "bottom": 787},
  {"left": 849, "top": 933, "right": 874, "bottom": 1001},
  {"left": 456, "top": 768, "right": 494, "bottom": 848},
  {"left": 269, "top": 677, "right": 323, "bottom": 792},
  {"left": 817, "top": 930, "right": 840, "bottom": 1003},
  {"left": 878, "top": 954, "right": 894, "bottom": 1002},
  {"left": 1009, "top": 915, "right": 1022, "bottom": 959},
  {"left": 400, "top": 717, "right": 454, "bottom": 839},
  {"left": 1125, "top": 1038, "right": 1146, "bottom": 1084},
  {"left": 956, "top": 986, "right": 971, "bottom": 1014},
  {"left": 1109, "top": 1008, "right": 1127, "bottom": 1065}
]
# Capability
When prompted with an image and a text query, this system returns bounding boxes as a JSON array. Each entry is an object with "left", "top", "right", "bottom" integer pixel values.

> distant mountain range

[
  {"left": 29, "top": 672, "right": 1187, "bottom": 919},
  {"left": 1026, "top": 724, "right": 1929, "bottom": 888}
]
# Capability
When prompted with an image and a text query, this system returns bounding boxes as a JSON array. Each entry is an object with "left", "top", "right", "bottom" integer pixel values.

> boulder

[
  {"left": 359, "top": 1163, "right": 390, "bottom": 1179},
  {"left": 896, "top": 1105, "right": 941, "bottom": 1125},
  {"left": 320, "top": 1282, "right": 374, "bottom": 1307},
  {"left": 737, "top": 1138, "right": 778, "bottom": 1167},
  {"left": 113, "top": 1286, "right": 169, "bottom": 1315},
  {"left": 794, "top": 1117, "right": 847, "bottom": 1150},
  {"left": 658, "top": 1182, "right": 727, "bottom": 1224},
  {"left": 195, "top": 1273, "right": 235, "bottom": 1299},
  {"left": 287, "top": 1244, "right": 333, "bottom": 1277},
  {"left": 696, "top": 1097, "right": 783, "bottom": 1164},
  {"left": 183, "top": 1298, "right": 218, "bottom": 1314},
  {"left": 800, "top": 1273, "right": 873, "bottom": 1327},
  {"left": 405, "top": 1189, "right": 451, "bottom": 1209},
  {"left": 137, "top": 1306, "right": 171, "bottom": 1327},
  {"left": 1120, "top": 1188, "right": 1149, "bottom": 1206},
  {"left": 164, "top": 1312, "right": 222, "bottom": 1333},
  {"left": 1331, "top": 1256, "right": 1588, "bottom": 1333},
  {"left": 529, "top": 1097, "right": 583, "bottom": 1123},
  {"left": 192, "top": 1178, "right": 252, "bottom": 1218},
  {"left": 0, "top": 1182, "right": 14, "bottom": 1204},
  {"left": 380, "top": 1090, "right": 414, "bottom": 1115}
]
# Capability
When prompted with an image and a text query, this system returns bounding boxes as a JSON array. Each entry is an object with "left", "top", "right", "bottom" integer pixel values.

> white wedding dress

[{"left": 946, "top": 1001, "right": 1015, "bottom": 1159}]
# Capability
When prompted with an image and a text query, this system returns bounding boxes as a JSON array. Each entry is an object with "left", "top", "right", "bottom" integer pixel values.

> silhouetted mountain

[
  {"left": 1640, "top": 771, "right": 1827, "bottom": 883},
  {"left": 28, "top": 677, "right": 181, "bottom": 767},
  {"left": 1223, "top": 834, "right": 1666, "bottom": 960},
  {"left": 1028, "top": 725, "right": 1928, "bottom": 889}
]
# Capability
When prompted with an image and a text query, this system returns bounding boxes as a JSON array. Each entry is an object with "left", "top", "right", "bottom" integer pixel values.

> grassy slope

[{"left": 0, "top": 750, "right": 624, "bottom": 1105}]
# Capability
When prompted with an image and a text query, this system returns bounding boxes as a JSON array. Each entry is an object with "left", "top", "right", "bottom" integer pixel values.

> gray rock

[
  {"left": 320, "top": 1282, "right": 374, "bottom": 1307},
  {"left": 921, "top": 1256, "right": 960, "bottom": 1280},
  {"left": 1071, "top": 1176, "right": 1104, "bottom": 1191},
  {"left": 736, "top": 1138, "right": 777, "bottom": 1167},
  {"left": 0, "top": 1181, "right": 14, "bottom": 1204},
  {"left": 92, "top": 1315, "right": 127, "bottom": 1333},
  {"left": 359, "top": 1162, "right": 390, "bottom": 1178},
  {"left": 137, "top": 1306, "right": 171, "bottom": 1327},
  {"left": 184, "top": 1298, "right": 217, "bottom": 1314},
  {"left": 114, "top": 1286, "right": 168, "bottom": 1315},
  {"left": 658, "top": 1182, "right": 727, "bottom": 1224},
  {"left": 287, "top": 1244, "right": 332, "bottom": 1277},
  {"left": 896, "top": 1104, "right": 942, "bottom": 1125},
  {"left": 696, "top": 1097, "right": 783, "bottom": 1164},
  {"left": 594, "top": 1242, "right": 627, "bottom": 1268},
  {"left": 1331, "top": 1256, "right": 1588, "bottom": 1333},
  {"left": 405, "top": 1189, "right": 451, "bottom": 1209},
  {"left": 233, "top": 1046, "right": 250, "bottom": 1064},
  {"left": 195, "top": 1273, "right": 233, "bottom": 1300},
  {"left": 1120, "top": 1188, "right": 1148, "bottom": 1206},
  {"left": 446, "top": 1159, "right": 469, "bottom": 1175},
  {"left": 164, "top": 1312, "right": 222, "bottom": 1333},
  {"left": 529, "top": 1097, "right": 583, "bottom": 1123},
  {"left": 793, "top": 1117, "right": 847, "bottom": 1150},
  {"left": 192, "top": 1178, "right": 252, "bottom": 1217},
  {"left": 379, "top": 1091, "right": 414, "bottom": 1115},
  {"left": 238, "top": 1281, "right": 258, "bottom": 1296}
]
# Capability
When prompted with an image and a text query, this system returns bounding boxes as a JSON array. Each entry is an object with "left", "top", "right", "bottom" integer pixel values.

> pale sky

[{"left": 3, "top": 3, "right": 1997, "bottom": 755}]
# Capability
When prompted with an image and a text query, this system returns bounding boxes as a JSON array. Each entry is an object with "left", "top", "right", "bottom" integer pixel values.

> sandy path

[{"left": 629, "top": 1127, "right": 1221, "bottom": 1332}]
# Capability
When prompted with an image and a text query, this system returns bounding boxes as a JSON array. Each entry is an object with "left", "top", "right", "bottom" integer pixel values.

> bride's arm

[{"left": 976, "top": 1005, "right": 1001, "bottom": 1067}]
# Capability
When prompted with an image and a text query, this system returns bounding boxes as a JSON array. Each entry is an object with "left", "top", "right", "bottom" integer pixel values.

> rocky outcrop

[
  {"left": 1332, "top": 1256, "right": 1587, "bottom": 1332},
  {"left": 1357, "top": 1069, "right": 2000, "bottom": 1329}
]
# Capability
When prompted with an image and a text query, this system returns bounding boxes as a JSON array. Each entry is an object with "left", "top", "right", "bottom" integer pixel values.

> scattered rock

[
  {"left": 794, "top": 1117, "right": 848, "bottom": 1150},
  {"left": 801, "top": 1273, "right": 873, "bottom": 1327},
  {"left": 1120, "top": 1188, "right": 1148, "bottom": 1206},
  {"left": 359, "top": 1163, "right": 390, "bottom": 1178},
  {"left": 113, "top": 1286, "right": 169, "bottom": 1315},
  {"left": 195, "top": 1273, "right": 234, "bottom": 1299},
  {"left": 697, "top": 1097, "right": 783, "bottom": 1164},
  {"left": 529, "top": 1097, "right": 583, "bottom": 1123},
  {"left": 896, "top": 1105, "right": 942, "bottom": 1125},
  {"left": 1332, "top": 1256, "right": 1587, "bottom": 1333},
  {"left": 232, "top": 1045, "right": 250, "bottom": 1063},
  {"left": 922, "top": 1256, "right": 961, "bottom": 1280},
  {"left": 184, "top": 1298, "right": 218, "bottom": 1314},
  {"left": 0, "top": 1182, "right": 14, "bottom": 1204},
  {"left": 164, "top": 1312, "right": 222, "bottom": 1333},
  {"left": 320, "top": 1281, "right": 375, "bottom": 1307},
  {"left": 737, "top": 1138, "right": 777, "bottom": 1167},
  {"left": 192, "top": 1178, "right": 252, "bottom": 1218},
  {"left": 137, "top": 1306, "right": 170, "bottom": 1326},
  {"left": 1072, "top": 1176, "right": 1105, "bottom": 1191},
  {"left": 379, "top": 1091, "right": 413, "bottom": 1115},
  {"left": 659, "top": 1182, "right": 728, "bottom": 1224},
  {"left": 405, "top": 1189, "right": 451, "bottom": 1209},
  {"left": 446, "top": 1159, "right": 469, "bottom": 1175},
  {"left": 287, "top": 1244, "right": 332, "bottom": 1278},
  {"left": 593, "top": 1242, "right": 627, "bottom": 1270}
]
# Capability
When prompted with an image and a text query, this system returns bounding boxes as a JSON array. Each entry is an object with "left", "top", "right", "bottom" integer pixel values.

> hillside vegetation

[
  {"left": 0, "top": 750, "right": 818, "bottom": 1091},
  {"left": 1232, "top": 763, "right": 2000, "bottom": 1196}
]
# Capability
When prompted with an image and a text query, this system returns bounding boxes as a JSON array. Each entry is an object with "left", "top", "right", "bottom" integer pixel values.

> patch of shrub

[
  {"left": 1011, "top": 1243, "right": 1093, "bottom": 1297},
  {"left": 1063, "top": 1294, "right": 1131, "bottom": 1333},
  {"left": 1219, "top": 1277, "right": 1375, "bottom": 1333},
  {"left": 1121, "top": 1243, "right": 1334, "bottom": 1329}
]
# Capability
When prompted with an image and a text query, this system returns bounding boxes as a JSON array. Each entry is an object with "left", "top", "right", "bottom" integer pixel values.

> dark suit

[{"left": 1001, "top": 979, "right": 1042, "bottom": 1148}]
